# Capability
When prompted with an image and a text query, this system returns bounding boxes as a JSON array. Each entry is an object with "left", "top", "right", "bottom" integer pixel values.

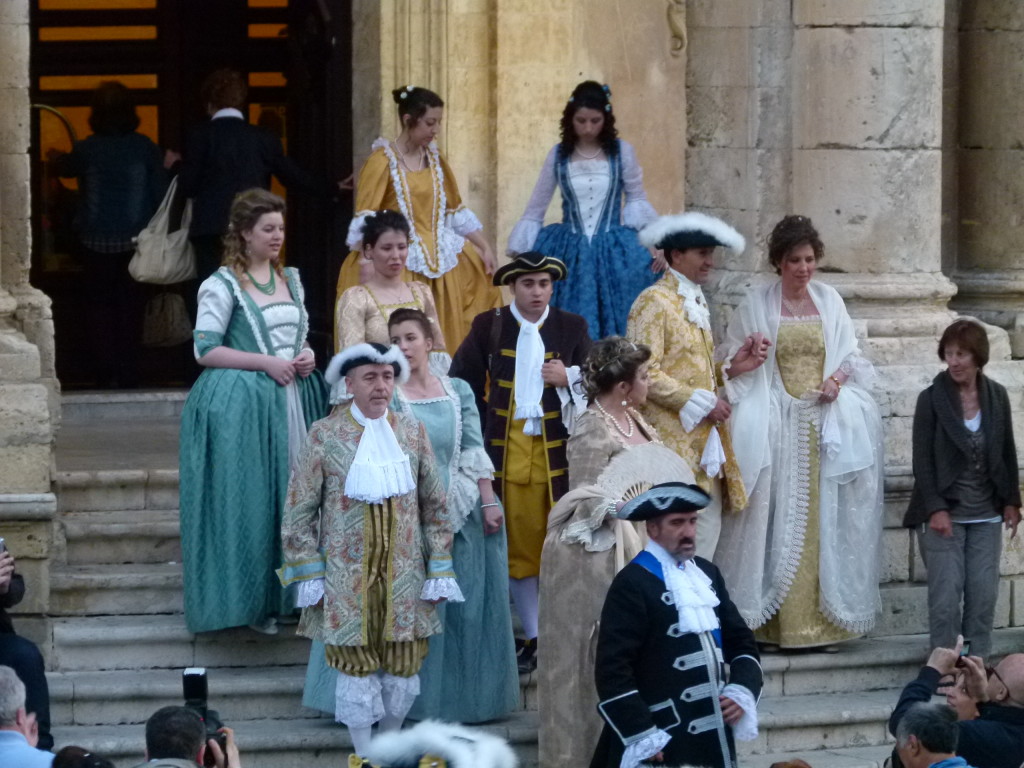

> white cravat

[
  {"left": 645, "top": 540, "right": 720, "bottom": 633},
  {"left": 669, "top": 268, "right": 711, "bottom": 331},
  {"left": 344, "top": 403, "right": 416, "bottom": 503},
  {"left": 508, "top": 301, "right": 549, "bottom": 436}
]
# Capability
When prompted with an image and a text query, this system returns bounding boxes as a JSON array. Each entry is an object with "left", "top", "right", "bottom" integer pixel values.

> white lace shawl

[{"left": 714, "top": 279, "right": 884, "bottom": 632}]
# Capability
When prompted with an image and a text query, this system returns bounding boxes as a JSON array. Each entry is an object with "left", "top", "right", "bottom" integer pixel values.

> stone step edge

[
  {"left": 51, "top": 711, "right": 540, "bottom": 756},
  {"left": 739, "top": 744, "right": 892, "bottom": 768}
]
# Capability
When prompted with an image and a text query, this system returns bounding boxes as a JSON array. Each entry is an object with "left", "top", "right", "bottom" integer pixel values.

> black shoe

[{"left": 517, "top": 637, "right": 537, "bottom": 674}]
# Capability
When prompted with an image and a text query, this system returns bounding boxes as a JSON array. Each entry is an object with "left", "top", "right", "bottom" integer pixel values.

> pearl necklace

[
  {"left": 595, "top": 399, "right": 634, "bottom": 439},
  {"left": 782, "top": 293, "right": 814, "bottom": 317},
  {"left": 574, "top": 145, "right": 602, "bottom": 160}
]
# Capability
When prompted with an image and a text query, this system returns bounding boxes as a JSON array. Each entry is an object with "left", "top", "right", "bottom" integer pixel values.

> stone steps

[
  {"left": 50, "top": 563, "right": 184, "bottom": 615},
  {"left": 62, "top": 509, "right": 181, "bottom": 565},
  {"left": 51, "top": 712, "right": 542, "bottom": 768},
  {"left": 49, "top": 615, "right": 311, "bottom": 671},
  {"left": 61, "top": 390, "right": 188, "bottom": 423}
]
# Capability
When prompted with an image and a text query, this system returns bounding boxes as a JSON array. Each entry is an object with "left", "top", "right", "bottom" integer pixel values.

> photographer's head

[
  {"left": 895, "top": 702, "right": 958, "bottom": 768},
  {"left": 145, "top": 706, "right": 205, "bottom": 763},
  {"left": 0, "top": 665, "right": 26, "bottom": 729}
]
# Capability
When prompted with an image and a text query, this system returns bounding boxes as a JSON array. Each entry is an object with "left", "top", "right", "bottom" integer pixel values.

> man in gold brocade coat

[{"left": 627, "top": 212, "right": 765, "bottom": 559}]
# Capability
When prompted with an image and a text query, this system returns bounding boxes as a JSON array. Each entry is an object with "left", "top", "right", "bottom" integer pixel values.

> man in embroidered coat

[
  {"left": 627, "top": 212, "right": 764, "bottom": 558},
  {"left": 449, "top": 251, "right": 591, "bottom": 671},
  {"left": 277, "top": 343, "right": 459, "bottom": 760},
  {"left": 592, "top": 483, "right": 762, "bottom": 768}
]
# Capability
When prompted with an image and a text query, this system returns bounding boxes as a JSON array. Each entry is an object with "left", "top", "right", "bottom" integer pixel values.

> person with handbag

[{"left": 53, "top": 81, "right": 169, "bottom": 388}]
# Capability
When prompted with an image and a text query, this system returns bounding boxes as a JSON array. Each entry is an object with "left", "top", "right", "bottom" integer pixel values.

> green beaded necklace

[{"left": 246, "top": 268, "right": 276, "bottom": 295}]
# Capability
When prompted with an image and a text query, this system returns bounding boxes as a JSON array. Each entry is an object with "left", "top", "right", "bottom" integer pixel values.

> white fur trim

[
  {"left": 364, "top": 720, "right": 518, "bottom": 768},
  {"left": 639, "top": 211, "right": 746, "bottom": 254},
  {"left": 325, "top": 343, "right": 411, "bottom": 386}
]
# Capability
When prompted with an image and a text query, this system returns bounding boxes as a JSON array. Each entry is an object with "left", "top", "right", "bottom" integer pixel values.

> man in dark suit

[
  {"left": 591, "top": 483, "right": 762, "bottom": 768},
  {"left": 449, "top": 252, "right": 591, "bottom": 672},
  {"left": 178, "top": 68, "right": 340, "bottom": 278},
  {"left": 0, "top": 546, "right": 51, "bottom": 751}
]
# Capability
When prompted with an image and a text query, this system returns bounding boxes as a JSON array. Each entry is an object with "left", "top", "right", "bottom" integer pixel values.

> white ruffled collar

[
  {"left": 668, "top": 269, "right": 711, "bottom": 330},
  {"left": 345, "top": 403, "right": 416, "bottom": 503},
  {"left": 646, "top": 540, "right": 720, "bottom": 633}
]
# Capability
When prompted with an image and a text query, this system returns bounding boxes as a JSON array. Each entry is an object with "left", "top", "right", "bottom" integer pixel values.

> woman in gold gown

[
  {"left": 336, "top": 86, "right": 502, "bottom": 351},
  {"left": 714, "top": 215, "right": 884, "bottom": 650}
]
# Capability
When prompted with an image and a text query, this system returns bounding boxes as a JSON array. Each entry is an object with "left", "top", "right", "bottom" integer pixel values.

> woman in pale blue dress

[
  {"left": 303, "top": 307, "right": 518, "bottom": 723},
  {"left": 179, "top": 189, "right": 328, "bottom": 634}
]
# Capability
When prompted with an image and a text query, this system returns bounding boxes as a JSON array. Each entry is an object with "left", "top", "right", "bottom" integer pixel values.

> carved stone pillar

[
  {"left": 952, "top": 1, "right": 1024, "bottom": 355},
  {"left": 0, "top": 0, "right": 58, "bottom": 639}
]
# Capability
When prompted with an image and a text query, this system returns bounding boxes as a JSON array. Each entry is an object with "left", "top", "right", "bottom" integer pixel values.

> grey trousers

[{"left": 917, "top": 520, "right": 1002, "bottom": 658}]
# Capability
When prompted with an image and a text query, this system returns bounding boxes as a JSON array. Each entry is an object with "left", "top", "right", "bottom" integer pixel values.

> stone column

[
  {"left": 952, "top": 1, "right": 1024, "bottom": 355},
  {"left": 0, "top": 0, "right": 58, "bottom": 648}
]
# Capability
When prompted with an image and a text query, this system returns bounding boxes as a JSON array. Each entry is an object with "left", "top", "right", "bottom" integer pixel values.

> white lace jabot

[{"left": 669, "top": 268, "right": 711, "bottom": 331}]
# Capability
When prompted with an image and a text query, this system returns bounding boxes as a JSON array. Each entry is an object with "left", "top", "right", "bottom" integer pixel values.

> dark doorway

[{"left": 30, "top": 0, "right": 352, "bottom": 389}]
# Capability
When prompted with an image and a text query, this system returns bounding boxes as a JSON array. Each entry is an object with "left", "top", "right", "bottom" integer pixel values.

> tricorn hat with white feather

[
  {"left": 325, "top": 342, "right": 410, "bottom": 386},
  {"left": 639, "top": 211, "right": 746, "bottom": 255}
]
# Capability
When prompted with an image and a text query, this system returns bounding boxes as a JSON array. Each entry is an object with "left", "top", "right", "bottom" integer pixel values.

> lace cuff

[
  {"left": 701, "top": 425, "right": 727, "bottom": 478},
  {"left": 420, "top": 577, "right": 465, "bottom": 603},
  {"left": 295, "top": 578, "right": 325, "bottom": 608},
  {"left": 557, "top": 365, "right": 588, "bottom": 435},
  {"left": 345, "top": 210, "right": 375, "bottom": 249},
  {"left": 721, "top": 683, "right": 759, "bottom": 741},
  {"left": 620, "top": 729, "right": 671, "bottom": 768},
  {"left": 622, "top": 199, "right": 658, "bottom": 231},
  {"left": 679, "top": 389, "right": 717, "bottom": 432},
  {"left": 448, "top": 205, "right": 483, "bottom": 237},
  {"left": 508, "top": 218, "right": 542, "bottom": 254}
]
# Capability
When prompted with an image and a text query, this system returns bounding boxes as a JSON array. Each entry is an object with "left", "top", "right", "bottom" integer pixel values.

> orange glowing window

[
  {"left": 248, "top": 23, "right": 287, "bottom": 38},
  {"left": 249, "top": 72, "right": 287, "bottom": 87},
  {"left": 39, "top": 0, "right": 156, "bottom": 8},
  {"left": 39, "top": 26, "right": 158, "bottom": 41},
  {"left": 39, "top": 74, "right": 158, "bottom": 91}
]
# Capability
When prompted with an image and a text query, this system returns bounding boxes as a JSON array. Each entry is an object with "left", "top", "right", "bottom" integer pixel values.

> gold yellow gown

[
  {"left": 755, "top": 318, "right": 858, "bottom": 648},
  {"left": 336, "top": 140, "right": 502, "bottom": 352}
]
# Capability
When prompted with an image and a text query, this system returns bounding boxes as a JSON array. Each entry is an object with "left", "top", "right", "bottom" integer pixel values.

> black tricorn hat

[
  {"left": 614, "top": 481, "right": 712, "bottom": 522},
  {"left": 492, "top": 251, "right": 567, "bottom": 286}
]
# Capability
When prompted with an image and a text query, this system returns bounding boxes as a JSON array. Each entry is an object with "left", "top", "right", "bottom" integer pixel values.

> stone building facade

[{"left": 2, "top": 0, "right": 1024, "bottom": 639}]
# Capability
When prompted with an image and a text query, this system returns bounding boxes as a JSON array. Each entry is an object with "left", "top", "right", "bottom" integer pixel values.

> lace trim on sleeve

[
  {"left": 508, "top": 218, "right": 542, "bottom": 254},
  {"left": 295, "top": 577, "right": 325, "bottom": 608},
  {"left": 680, "top": 388, "right": 717, "bottom": 432},
  {"left": 448, "top": 206, "right": 483, "bottom": 237},
  {"left": 721, "top": 683, "right": 759, "bottom": 741},
  {"left": 620, "top": 729, "right": 671, "bottom": 768},
  {"left": 622, "top": 199, "right": 658, "bottom": 231},
  {"left": 420, "top": 577, "right": 465, "bottom": 603},
  {"left": 839, "top": 354, "right": 876, "bottom": 389},
  {"left": 346, "top": 210, "right": 375, "bottom": 250}
]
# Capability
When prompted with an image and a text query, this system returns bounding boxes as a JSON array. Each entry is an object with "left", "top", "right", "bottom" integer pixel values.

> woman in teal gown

[
  {"left": 302, "top": 307, "right": 518, "bottom": 723},
  {"left": 179, "top": 189, "right": 328, "bottom": 634}
]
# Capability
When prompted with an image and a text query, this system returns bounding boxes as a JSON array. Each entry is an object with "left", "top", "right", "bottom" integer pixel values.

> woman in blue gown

[
  {"left": 179, "top": 188, "right": 328, "bottom": 634},
  {"left": 302, "top": 307, "right": 518, "bottom": 723},
  {"left": 508, "top": 80, "right": 660, "bottom": 337}
]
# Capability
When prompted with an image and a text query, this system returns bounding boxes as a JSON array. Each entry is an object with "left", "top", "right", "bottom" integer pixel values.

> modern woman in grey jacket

[{"left": 906, "top": 319, "right": 1021, "bottom": 658}]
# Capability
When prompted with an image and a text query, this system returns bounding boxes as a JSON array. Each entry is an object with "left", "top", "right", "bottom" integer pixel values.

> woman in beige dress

[
  {"left": 537, "top": 336, "right": 683, "bottom": 766},
  {"left": 333, "top": 209, "right": 448, "bottom": 399}
]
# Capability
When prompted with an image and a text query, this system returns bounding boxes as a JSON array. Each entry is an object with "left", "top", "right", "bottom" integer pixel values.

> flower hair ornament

[{"left": 400, "top": 85, "right": 414, "bottom": 100}]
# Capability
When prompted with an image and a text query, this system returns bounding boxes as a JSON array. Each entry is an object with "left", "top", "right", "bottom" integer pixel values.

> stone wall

[
  {"left": 351, "top": 0, "right": 686, "bottom": 259},
  {"left": 687, "top": 0, "right": 1024, "bottom": 636},
  {"left": 0, "top": 0, "right": 57, "bottom": 630}
]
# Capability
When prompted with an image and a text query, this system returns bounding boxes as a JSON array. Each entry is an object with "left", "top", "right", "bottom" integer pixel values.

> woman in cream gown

[
  {"left": 714, "top": 215, "right": 884, "bottom": 649},
  {"left": 537, "top": 337, "right": 690, "bottom": 765},
  {"left": 336, "top": 86, "right": 501, "bottom": 351}
]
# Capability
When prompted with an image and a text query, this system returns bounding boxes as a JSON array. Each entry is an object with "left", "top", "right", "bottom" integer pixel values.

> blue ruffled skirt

[{"left": 534, "top": 223, "right": 656, "bottom": 338}]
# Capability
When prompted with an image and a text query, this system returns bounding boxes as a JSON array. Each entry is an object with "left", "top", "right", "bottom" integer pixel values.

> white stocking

[
  {"left": 509, "top": 575, "right": 539, "bottom": 639},
  {"left": 348, "top": 725, "right": 374, "bottom": 757},
  {"left": 379, "top": 672, "right": 420, "bottom": 731}
]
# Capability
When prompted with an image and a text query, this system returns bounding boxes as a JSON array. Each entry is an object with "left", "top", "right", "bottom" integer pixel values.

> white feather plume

[
  {"left": 324, "top": 342, "right": 410, "bottom": 386},
  {"left": 639, "top": 211, "right": 746, "bottom": 254},
  {"left": 364, "top": 720, "right": 518, "bottom": 768}
]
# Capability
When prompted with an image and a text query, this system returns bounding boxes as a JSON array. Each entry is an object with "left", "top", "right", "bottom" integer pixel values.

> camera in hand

[{"left": 183, "top": 668, "right": 227, "bottom": 768}]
